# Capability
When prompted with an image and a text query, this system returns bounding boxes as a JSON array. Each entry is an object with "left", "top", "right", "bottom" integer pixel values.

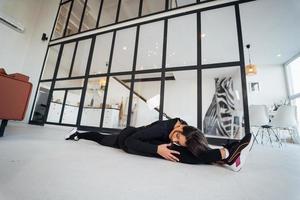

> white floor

[{"left": 0, "top": 122, "right": 300, "bottom": 200}]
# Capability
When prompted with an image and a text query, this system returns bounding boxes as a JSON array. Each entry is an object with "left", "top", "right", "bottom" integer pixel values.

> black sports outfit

[{"left": 74, "top": 118, "right": 223, "bottom": 164}]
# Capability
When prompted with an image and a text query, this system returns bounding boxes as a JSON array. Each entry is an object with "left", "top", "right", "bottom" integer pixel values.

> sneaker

[
  {"left": 223, "top": 141, "right": 239, "bottom": 151},
  {"left": 65, "top": 128, "right": 79, "bottom": 141},
  {"left": 225, "top": 133, "right": 254, "bottom": 172}
]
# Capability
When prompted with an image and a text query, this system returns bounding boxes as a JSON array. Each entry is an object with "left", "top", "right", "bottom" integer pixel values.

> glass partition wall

[
  {"left": 31, "top": 0, "right": 251, "bottom": 143},
  {"left": 51, "top": 0, "right": 220, "bottom": 40}
]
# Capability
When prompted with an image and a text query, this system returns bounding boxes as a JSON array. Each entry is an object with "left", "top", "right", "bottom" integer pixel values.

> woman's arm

[
  {"left": 124, "top": 120, "right": 179, "bottom": 160},
  {"left": 124, "top": 122, "right": 164, "bottom": 155}
]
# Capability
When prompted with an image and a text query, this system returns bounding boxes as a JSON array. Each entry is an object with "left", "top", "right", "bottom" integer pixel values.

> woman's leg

[
  {"left": 66, "top": 130, "right": 120, "bottom": 149},
  {"left": 76, "top": 131, "right": 104, "bottom": 143},
  {"left": 169, "top": 144, "right": 223, "bottom": 164}
]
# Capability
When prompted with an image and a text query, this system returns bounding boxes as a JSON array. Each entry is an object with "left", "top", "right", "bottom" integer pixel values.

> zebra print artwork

[{"left": 204, "top": 77, "right": 236, "bottom": 137}]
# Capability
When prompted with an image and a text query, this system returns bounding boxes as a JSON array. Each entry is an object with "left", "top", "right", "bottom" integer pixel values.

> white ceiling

[{"left": 240, "top": 0, "right": 300, "bottom": 66}]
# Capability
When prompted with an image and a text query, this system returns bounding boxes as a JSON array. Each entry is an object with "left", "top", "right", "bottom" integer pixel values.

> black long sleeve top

[{"left": 119, "top": 118, "right": 180, "bottom": 157}]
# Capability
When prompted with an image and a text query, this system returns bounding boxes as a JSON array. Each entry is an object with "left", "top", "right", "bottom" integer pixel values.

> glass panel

[
  {"left": 62, "top": 90, "right": 82, "bottom": 124},
  {"left": 81, "top": 77, "right": 107, "bottom": 127},
  {"left": 52, "top": 2, "right": 71, "bottom": 39},
  {"left": 202, "top": 66, "right": 244, "bottom": 139},
  {"left": 98, "top": 0, "right": 119, "bottom": 27},
  {"left": 293, "top": 98, "right": 300, "bottom": 123},
  {"left": 287, "top": 57, "right": 300, "bottom": 95},
  {"left": 166, "top": 14, "right": 197, "bottom": 68},
  {"left": 169, "top": 0, "right": 196, "bottom": 9},
  {"left": 201, "top": 6, "right": 239, "bottom": 64},
  {"left": 41, "top": 45, "right": 60, "bottom": 80},
  {"left": 103, "top": 75, "right": 132, "bottom": 128},
  {"left": 66, "top": 0, "right": 86, "bottom": 36},
  {"left": 136, "top": 21, "right": 164, "bottom": 71},
  {"left": 90, "top": 32, "right": 113, "bottom": 75},
  {"left": 163, "top": 71, "right": 197, "bottom": 127},
  {"left": 111, "top": 27, "right": 137, "bottom": 73},
  {"left": 81, "top": 0, "right": 102, "bottom": 32},
  {"left": 130, "top": 73, "right": 161, "bottom": 127},
  {"left": 142, "top": 0, "right": 165, "bottom": 16},
  {"left": 118, "top": 0, "right": 140, "bottom": 22},
  {"left": 57, "top": 42, "right": 76, "bottom": 79},
  {"left": 71, "top": 39, "right": 92, "bottom": 77},
  {"left": 31, "top": 82, "right": 52, "bottom": 124},
  {"left": 47, "top": 90, "right": 66, "bottom": 123},
  {"left": 54, "top": 79, "right": 84, "bottom": 88}
]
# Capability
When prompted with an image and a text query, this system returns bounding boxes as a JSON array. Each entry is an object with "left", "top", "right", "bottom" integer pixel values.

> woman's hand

[{"left": 157, "top": 143, "right": 180, "bottom": 162}]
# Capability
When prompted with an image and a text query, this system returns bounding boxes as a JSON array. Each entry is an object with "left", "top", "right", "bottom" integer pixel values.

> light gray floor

[{"left": 0, "top": 122, "right": 300, "bottom": 200}]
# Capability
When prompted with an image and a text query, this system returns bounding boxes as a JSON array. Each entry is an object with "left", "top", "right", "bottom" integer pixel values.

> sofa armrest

[{"left": 0, "top": 68, "right": 30, "bottom": 82}]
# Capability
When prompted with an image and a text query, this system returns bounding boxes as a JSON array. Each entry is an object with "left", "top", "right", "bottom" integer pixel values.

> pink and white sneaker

[{"left": 225, "top": 133, "right": 254, "bottom": 172}]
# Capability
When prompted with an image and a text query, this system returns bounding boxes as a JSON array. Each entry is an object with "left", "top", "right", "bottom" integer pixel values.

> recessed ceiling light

[
  {"left": 201, "top": 33, "right": 206, "bottom": 38},
  {"left": 122, "top": 46, "right": 127, "bottom": 50},
  {"left": 277, "top": 54, "right": 281, "bottom": 57}
]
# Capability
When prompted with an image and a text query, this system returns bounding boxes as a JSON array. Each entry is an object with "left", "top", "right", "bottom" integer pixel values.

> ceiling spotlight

[
  {"left": 277, "top": 54, "right": 281, "bottom": 57},
  {"left": 201, "top": 33, "right": 206, "bottom": 38},
  {"left": 122, "top": 46, "right": 127, "bottom": 50}
]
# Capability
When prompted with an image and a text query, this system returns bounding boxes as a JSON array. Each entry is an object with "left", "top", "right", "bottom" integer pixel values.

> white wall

[
  {"left": 0, "top": 0, "right": 60, "bottom": 123},
  {"left": 164, "top": 71, "right": 198, "bottom": 127},
  {"left": 246, "top": 64, "right": 288, "bottom": 108}
]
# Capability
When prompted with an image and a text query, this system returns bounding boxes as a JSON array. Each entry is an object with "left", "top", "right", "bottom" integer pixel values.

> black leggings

[
  {"left": 77, "top": 131, "right": 120, "bottom": 148},
  {"left": 77, "top": 131, "right": 223, "bottom": 165}
]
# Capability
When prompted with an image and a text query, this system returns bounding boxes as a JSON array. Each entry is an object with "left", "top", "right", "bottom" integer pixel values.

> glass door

[{"left": 285, "top": 56, "right": 300, "bottom": 123}]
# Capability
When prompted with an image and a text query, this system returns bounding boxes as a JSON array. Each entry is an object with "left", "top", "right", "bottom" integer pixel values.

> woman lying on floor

[{"left": 65, "top": 118, "right": 254, "bottom": 172}]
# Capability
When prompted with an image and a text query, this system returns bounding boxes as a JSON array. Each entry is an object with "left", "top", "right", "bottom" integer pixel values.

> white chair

[
  {"left": 269, "top": 105, "right": 298, "bottom": 144},
  {"left": 249, "top": 105, "right": 270, "bottom": 144}
]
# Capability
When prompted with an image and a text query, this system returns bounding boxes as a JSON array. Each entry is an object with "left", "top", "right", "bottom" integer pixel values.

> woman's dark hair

[
  {"left": 181, "top": 126, "right": 210, "bottom": 157},
  {"left": 178, "top": 119, "right": 188, "bottom": 125}
]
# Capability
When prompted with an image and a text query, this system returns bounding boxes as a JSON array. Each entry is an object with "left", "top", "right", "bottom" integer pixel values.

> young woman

[{"left": 66, "top": 118, "right": 254, "bottom": 172}]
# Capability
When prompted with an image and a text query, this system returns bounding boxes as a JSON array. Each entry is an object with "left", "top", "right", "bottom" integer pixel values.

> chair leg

[
  {"left": 289, "top": 129, "right": 295, "bottom": 143},
  {"left": 254, "top": 127, "right": 261, "bottom": 144},
  {"left": 261, "top": 128, "right": 265, "bottom": 144},
  {"left": 0, "top": 120, "right": 8, "bottom": 137},
  {"left": 271, "top": 128, "right": 282, "bottom": 148},
  {"left": 266, "top": 128, "right": 273, "bottom": 146}
]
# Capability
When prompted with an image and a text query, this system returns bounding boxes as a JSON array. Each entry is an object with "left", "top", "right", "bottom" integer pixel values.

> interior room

[{"left": 1, "top": 0, "right": 300, "bottom": 199}]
